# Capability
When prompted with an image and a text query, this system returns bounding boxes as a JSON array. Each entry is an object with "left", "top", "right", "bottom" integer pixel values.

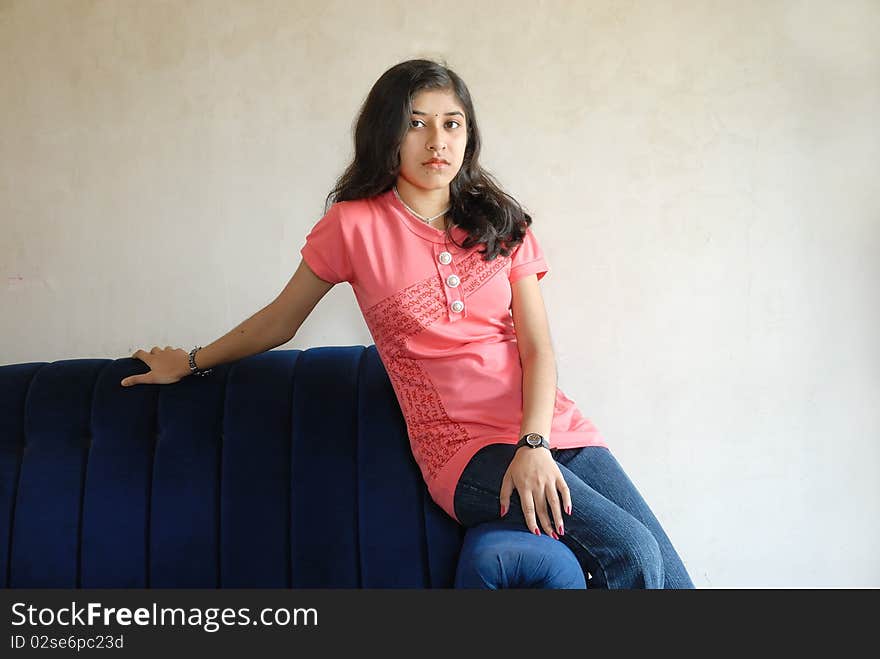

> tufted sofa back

[{"left": 0, "top": 346, "right": 464, "bottom": 588}]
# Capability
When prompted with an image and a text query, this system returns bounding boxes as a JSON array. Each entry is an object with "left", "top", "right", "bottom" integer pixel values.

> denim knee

[
  {"left": 456, "top": 523, "right": 587, "bottom": 589},
  {"left": 620, "top": 525, "right": 665, "bottom": 589}
]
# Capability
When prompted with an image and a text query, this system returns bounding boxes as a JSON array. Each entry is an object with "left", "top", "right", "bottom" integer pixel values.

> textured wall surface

[{"left": 2, "top": 0, "right": 878, "bottom": 587}]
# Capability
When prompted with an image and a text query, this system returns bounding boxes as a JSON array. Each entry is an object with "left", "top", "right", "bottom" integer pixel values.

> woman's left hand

[{"left": 500, "top": 447, "right": 571, "bottom": 539}]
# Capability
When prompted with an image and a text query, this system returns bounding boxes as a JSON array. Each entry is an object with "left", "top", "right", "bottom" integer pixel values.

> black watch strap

[{"left": 516, "top": 432, "right": 550, "bottom": 450}]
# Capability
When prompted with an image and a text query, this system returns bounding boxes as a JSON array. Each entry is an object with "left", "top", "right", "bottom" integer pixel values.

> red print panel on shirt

[{"left": 364, "top": 248, "right": 511, "bottom": 481}]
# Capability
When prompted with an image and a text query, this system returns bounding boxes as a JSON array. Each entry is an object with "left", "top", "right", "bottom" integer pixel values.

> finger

[
  {"left": 558, "top": 476, "right": 573, "bottom": 517},
  {"left": 536, "top": 485, "right": 558, "bottom": 539},
  {"left": 150, "top": 346, "right": 160, "bottom": 354},
  {"left": 121, "top": 376, "right": 138, "bottom": 387},
  {"left": 519, "top": 488, "right": 540, "bottom": 535},
  {"left": 164, "top": 345, "right": 172, "bottom": 351},
  {"left": 545, "top": 482, "right": 565, "bottom": 539},
  {"left": 499, "top": 472, "right": 513, "bottom": 517}
]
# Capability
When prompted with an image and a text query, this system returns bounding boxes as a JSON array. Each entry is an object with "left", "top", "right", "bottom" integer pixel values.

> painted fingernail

[
  {"left": 551, "top": 531, "right": 559, "bottom": 540},
  {"left": 558, "top": 524, "right": 565, "bottom": 536},
  {"left": 565, "top": 505, "right": 572, "bottom": 515},
  {"left": 500, "top": 504, "right": 506, "bottom": 516},
  {"left": 534, "top": 528, "right": 541, "bottom": 536}
]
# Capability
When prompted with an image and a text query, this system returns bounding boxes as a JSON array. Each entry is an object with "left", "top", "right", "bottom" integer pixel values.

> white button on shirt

[
  {"left": 446, "top": 274, "right": 460, "bottom": 288},
  {"left": 451, "top": 300, "right": 464, "bottom": 313},
  {"left": 438, "top": 251, "right": 452, "bottom": 265}
]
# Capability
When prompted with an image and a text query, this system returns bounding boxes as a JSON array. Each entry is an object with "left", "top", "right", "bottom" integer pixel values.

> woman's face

[{"left": 397, "top": 87, "right": 468, "bottom": 193}]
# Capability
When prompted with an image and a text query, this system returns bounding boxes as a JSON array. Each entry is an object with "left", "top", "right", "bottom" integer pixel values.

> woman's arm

[
  {"left": 500, "top": 273, "right": 571, "bottom": 539},
  {"left": 191, "top": 258, "right": 334, "bottom": 371},
  {"left": 122, "top": 259, "right": 335, "bottom": 387},
  {"left": 269, "top": 259, "right": 336, "bottom": 343},
  {"left": 510, "top": 274, "right": 557, "bottom": 442}
]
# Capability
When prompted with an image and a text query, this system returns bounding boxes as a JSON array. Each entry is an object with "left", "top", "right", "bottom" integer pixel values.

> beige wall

[{"left": 2, "top": 0, "right": 878, "bottom": 587}]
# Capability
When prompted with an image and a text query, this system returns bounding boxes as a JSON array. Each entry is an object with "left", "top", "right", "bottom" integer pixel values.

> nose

[{"left": 426, "top": 127, "right": 446, "bottom": 153}]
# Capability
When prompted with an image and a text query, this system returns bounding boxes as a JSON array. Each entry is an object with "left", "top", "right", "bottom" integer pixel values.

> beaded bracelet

[{"left": 188, "top": 346, "right": 213, "bottom": 377}]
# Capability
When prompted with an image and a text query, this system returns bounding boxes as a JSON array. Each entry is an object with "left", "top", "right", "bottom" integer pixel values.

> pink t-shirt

[{"left": 300, "top": 188, "right": 608, "bottom": 523}]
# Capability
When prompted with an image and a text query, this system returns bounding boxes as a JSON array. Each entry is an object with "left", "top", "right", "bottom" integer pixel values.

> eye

[{"left": 409, "top": 119, "right": 463, "bottom": 129}]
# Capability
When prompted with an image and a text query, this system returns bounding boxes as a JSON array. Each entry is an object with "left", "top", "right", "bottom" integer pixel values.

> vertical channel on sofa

[
  {"left": 7, "top": 361, "right": 98, "bottom": 587},
  {"left": 81, "top": 359, "right": 157, "bottom": 588},
  {"left": 220, "top": 351, "right": 296, "bottom": 587},
  {"left": 149, "top": 365, "right": 225, "bottom": 588},
  {"left": 290, "top": 347, "right": 362, "bottom": 587},
  {"left": 0, "top": 363, "right": 45, "bottom": 588},
  {"left": 357, "top": 345, "right": 444, "bottom": 588}
]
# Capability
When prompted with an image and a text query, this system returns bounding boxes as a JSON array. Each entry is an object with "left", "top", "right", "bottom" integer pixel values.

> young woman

[{"left": 121, "top": 58, "right": 695, "bottom": 589}]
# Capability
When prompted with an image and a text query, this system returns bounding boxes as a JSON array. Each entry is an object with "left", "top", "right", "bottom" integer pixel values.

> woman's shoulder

[
  {"left": 332, "top": 190, "right": 389, "bottom": 212},
  {"left": 320, "top": 193, "right": 395, "bottom": 244},
  {"left": 325, "top": 193, "right": 389, "bottom": 227}
]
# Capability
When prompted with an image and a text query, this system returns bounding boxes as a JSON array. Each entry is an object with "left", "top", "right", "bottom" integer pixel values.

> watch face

[{"left": 526, "top": 433, "right": 543, "bottom": 447}]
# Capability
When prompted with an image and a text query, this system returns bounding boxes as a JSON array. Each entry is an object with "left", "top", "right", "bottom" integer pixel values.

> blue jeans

[{"left": 453, "top": 444, "right": 696, "bottom": 589}]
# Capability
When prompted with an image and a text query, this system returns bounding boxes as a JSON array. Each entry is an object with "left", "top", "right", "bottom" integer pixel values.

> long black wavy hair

[{"left": 325, "top": 58, "right": 532, "bottom": 261}]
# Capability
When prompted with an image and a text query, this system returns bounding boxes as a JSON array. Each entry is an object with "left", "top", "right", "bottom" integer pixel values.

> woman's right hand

[
  {"left": 120, "top": 346, "right": 191, "bottom": 387},
  {"left": 500, "top": 447, "right": 571, "bottom": 540}
]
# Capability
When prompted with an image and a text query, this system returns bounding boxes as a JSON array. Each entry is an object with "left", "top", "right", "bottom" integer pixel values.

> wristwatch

[{"left": 516, "top": 432, "right": 550, "bottom": 451}]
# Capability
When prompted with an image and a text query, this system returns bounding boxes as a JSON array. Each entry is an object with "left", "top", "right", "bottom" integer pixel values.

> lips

[{"left": 423, "top": 159, "right": 449, "bottom": 165}]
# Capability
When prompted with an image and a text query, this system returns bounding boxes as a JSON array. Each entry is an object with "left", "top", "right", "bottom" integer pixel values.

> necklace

[{"left": 393, "top": 185, "right": 451, "bottom": 226}]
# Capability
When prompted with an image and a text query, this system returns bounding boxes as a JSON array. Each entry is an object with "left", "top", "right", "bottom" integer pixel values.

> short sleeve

[
  {"left": 300, "top": 203, "right": 354, "bottom": 284},
  {"left": 508, "top": 226, "right": 549, "bottom": 283}
]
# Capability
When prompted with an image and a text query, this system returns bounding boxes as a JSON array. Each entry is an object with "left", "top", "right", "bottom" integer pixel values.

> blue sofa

[{"left": 0, "top": 346, "right": 586, "bottom": 589}]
